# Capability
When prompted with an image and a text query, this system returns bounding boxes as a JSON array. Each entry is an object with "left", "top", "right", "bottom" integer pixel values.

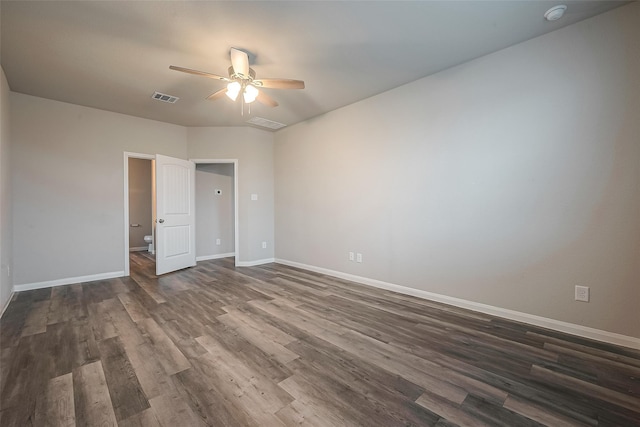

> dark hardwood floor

[{"left": 1, "top": 252, "right": 639, "bottom": 426}]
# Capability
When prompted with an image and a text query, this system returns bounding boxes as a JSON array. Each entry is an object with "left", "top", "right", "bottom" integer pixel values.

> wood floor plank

[
  {"left": 118, "top": 408, "right": 161, "bottom": 427},
  {"left": 98, "top": 336, "right": 149, "bottom": 421},
  {"left": 221, "top": 305, "right": 298, "bottom": 346},
  {"left": 34, "top": 373, "right": 76, "bottom": 427},
  {"left": 130, "top": 276, "right": 167, "bottom": 304},
  {"left": 416, "top": 391, "right": 490, "bottom": 427},
  {"left": 217, "top": 312, "right": 300, "bottom": 365},
  {"left": 200, "top": 321, "right": 294, "bottom": 384},
  {"left": 152, "top": 318, "right": 208, "bottom": 360},
  {"left": 502, "top": 395, "right": 591, "bottom": 427},
  {"left": 21, "top": 299, "right": 50, "bottom": 337},
  {"left": 148, "top": 391, "right": 205, "bottom": 427},
  {"left": 87, "top": 300, "right": 118, "bottom": 342},
  {"left": 109, "top": 277, "right": 132, "bottom": 295},
  {"left": 530, "top": 363, "right": 640, "bottom": 412},
  {"left": 461, "top": 394, "right": 544, "bottom": 426},
  {"left": 136, "top": 318, "right": 191, "bottom": 375},
  {"left": 544, "top": 341, "right": 640, "bottom": 375},
  {"left": 317, "top": 329, "right": 469, "bottom": 405},
  {"left": 47, "top": 285, "right": 84, "bottom": 325},
  {"left": 103, "top": 298, "right": 147, "bottom": 349},
  {"left": 248, "top": 298, "right": 349, "bottom": 342},
  {"left": 277, "top": 375, "right": 369, "bottom": 426},
  {"left": 529, "top": 331, "right": 640, "bottom": 366},
  {"left": 285, "top": 335, "right": 425, "bottom": 401},
  {"left": 286, "top": 352, "right": 440, "bottom": 426},
  {"left": 1, "top": 331, "right": 55, "bottom": 421},
  {"left": 195, "top": 335, "right": 295, "bottom": 414},
  {"left": 73, "top": 361, "right": 118, "bottom": 427},
  {"left": 172, "top": 366, "right": 257, "bottom": 426},
  {"left": 48, "top": 320, "right": 100, "bottom": 377},
  {"left": 121, "top": 342, "right": 177, "bottom": 400},
  {"left": 117, "top": 292, "right": 151, "bottom": 323}
]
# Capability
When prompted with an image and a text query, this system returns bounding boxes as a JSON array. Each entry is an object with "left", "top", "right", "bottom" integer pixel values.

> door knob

[{"left": 158, "top": 219, "right": 165, "bottom": 223}]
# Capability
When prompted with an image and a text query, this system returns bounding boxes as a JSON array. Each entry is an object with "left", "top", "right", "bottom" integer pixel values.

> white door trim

[
  {"left": 123, "top": 152, "right": 155, "bottom": 276},
  {"left": 190, "top": 159, "right": 240, "bottom": 267}
]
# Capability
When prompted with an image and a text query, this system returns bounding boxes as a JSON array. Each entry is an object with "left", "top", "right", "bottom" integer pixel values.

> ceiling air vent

[
  {"left": 246, "top": 116, "right": 287, "bottom": 130},
  {"left": 151, "top": 91, "right": 179, "bottom": 104}
]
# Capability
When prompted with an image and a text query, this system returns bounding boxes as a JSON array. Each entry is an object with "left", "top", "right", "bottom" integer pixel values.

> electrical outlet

[
  {"left": 262, "top": 241, "right": 267, "bottom": 249},
  {"left": 216, "top": 238, "right": 221, "bottom": 245},
  {"left": 356, "top": 253, "right": 363, "bottom": 263},
  {"left": 349, "top": 252, "right": 355, "bottom": 261},
  {"left": 575, "top": 285, "right": 590, "bottom": 302}
]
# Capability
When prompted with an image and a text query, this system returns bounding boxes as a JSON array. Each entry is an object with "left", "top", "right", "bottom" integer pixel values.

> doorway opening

[
  {"left": 192, "top": 159, "right": 239, "bottom": 266},
  {"left": 195, "top": 162, "right": 237, "bottom": 262},
  {"left": 124, "top": 152, "right": 155, "bottom": 276},
  {"left": 123, "top": 154, "right": 240, "bottom": 277},
  {"left": 128, "top": 158, "right": 154, "bottom": 254}
]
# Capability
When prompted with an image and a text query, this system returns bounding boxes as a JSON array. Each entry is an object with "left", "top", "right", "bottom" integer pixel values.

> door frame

[{"left": 190, "top": 158, "right": 240, "bottom": 267}]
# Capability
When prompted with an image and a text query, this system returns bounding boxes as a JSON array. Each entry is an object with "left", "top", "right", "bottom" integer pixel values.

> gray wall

[
  {"left": 11, "top": 93, "right": 187, "bottom": 285},
  {"left": 188, "top": 127, "right": 274, "bottom": 264},
  {"left": 274, "top": 4, "right": 640, "bottom": 338},
  {"left": 0, "top": 67, "right": 13, "bottom": 310},
  {"left": 9, "top": 96, "right": 275, "bottom": 285},
  {"left": 195, "top": 163, "right": 235, "bottom": 258},
  {"left": 128, "top": 158, "right": 152, "bottom": 249}
]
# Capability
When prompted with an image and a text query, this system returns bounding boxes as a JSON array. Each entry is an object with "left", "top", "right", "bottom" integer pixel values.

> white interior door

[{"left": 155, "top": 154, "right": 196, "bottom": 275}]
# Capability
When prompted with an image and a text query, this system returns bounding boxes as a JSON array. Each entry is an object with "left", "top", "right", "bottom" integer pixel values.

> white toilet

[{"left": 144, "top": 235, "right": 154, "bottom": 253}]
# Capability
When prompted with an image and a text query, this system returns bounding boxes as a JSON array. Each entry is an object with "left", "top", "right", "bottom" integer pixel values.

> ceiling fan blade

[
  {"left": 169, "top": 65, "right": 229, "bottom": 81},
  {"left": 255, "top": 79, "right": 305, "bottom": 90},
  {"left": 230, "top": 48, "right": 250, "bottom": 78},
  {"left": 206, "top": 88, "right": 228, "bottom": 101},
  {"left": 256, "top": 90, "right": 279, "bottom": 107}
]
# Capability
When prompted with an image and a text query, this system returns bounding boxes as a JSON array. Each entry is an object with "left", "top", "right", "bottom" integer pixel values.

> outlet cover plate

[{"left": 575, "top": 285, "right": 590, "bottom": 302}]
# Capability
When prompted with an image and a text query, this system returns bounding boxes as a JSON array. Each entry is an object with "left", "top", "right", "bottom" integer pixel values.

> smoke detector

[{"left": 544, "top": 5, "right": 567, "bottom": 21}]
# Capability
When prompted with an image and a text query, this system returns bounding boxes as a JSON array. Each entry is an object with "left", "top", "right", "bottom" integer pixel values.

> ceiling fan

[{"left": 170, "top": 48, "right": 304, "bottom": 108}]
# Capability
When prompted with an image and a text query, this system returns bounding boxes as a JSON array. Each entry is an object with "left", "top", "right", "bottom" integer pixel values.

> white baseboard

[
  {"left": 13, "top": 271, "right": 125, "bottom": 292},
  {"left": 129, "top": 247, "right": 148, "bottom": 252},
  {"left": 275, "top": 258, "right": 640, "bottom": 350},
  {"left": 236, "top": 258, "right": 275, "bottom": 267},
  {"left": 0, "top": 291, "right": 15, "bottom": 319},
  {"left": 196, "top": 252, "right": 235, "bottom": 262}
]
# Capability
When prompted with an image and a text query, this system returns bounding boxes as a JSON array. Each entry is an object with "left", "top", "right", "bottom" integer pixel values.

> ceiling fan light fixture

[
  {"left": 243, "top": 84, "right": 259, "bottom": 103},
  {"left": 226, "top": 81, "right": 241, "bottom": 101},
  {"left": 170, "top": 48, "right": 304, "bottom": 111}
]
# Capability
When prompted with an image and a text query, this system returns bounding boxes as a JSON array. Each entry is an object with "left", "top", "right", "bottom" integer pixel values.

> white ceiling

[{"left": 0, "top": 1, "right": 629, "bottom": 130}]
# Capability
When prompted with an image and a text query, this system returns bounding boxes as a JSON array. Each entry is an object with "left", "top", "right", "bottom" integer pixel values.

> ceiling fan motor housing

[{"left": 228, "top": 66, "right": 256, "bottom": 81}]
